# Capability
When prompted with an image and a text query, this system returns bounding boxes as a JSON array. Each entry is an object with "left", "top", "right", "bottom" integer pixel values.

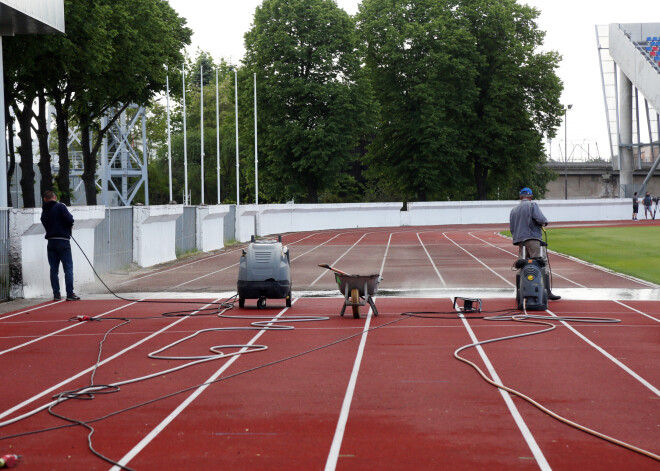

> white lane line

[
  {"left": 467, "top": 232, "right": 587, "bottom": 288},
  {"left": 546, "top": 308, "right": 660, "bottom": 397},
  {"left": 110, "top": 304, "right": 293, "bottom": 471},
  {"left": 456, "top": 312, "right": 552, "bottom": 470},
  {"left": 0, "top": 301, "right": 64, "bottom": 321},
  {"left": 115, "top": 232, "right": 320, "bottom": 286},
  {"left": 0, "top": 299, "right": 213, "bottom": 422},
  {"left": 443, "top": 232, "right": 514, "bottom": 287},
  {"left": 474, "top": 231, "right": 656, "bottom": 289},
  {"left": 324, "top": 232, "right": 393, "bottom": 469},
  {"left": 432, "top": 231, "right": 550, "bottom": 468},
  {"left": 417, "top": 233, "right": 447, "bottom": 287},
  {"left": 308, "top": 233, "right": 369, "bottom": 287},
  {"left": 324, "top": 309, "right": 373, "bottom": 471},
  {"left": 614, "top": 301, "right": 660, "bottom": 323},
  {"left": 0, "top": 301, "right": 138, "bottom": 357}
]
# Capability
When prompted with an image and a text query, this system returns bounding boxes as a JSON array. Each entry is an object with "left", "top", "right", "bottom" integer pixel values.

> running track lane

[{"left": 0, "top": 297, "right": 658, "bottom": 469}]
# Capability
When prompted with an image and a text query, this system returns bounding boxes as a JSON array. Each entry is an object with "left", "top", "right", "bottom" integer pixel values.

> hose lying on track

[{"left": 451, "top": 305, "right": 660, "bottom": 463}]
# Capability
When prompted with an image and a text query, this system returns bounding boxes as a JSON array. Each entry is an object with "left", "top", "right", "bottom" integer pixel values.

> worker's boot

[{"left": 545, "top": 274, "right": 561, "bottom": 301}]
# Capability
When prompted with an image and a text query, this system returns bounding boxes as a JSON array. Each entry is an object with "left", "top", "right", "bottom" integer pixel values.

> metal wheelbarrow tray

[{"left": 335, "top": 273, "right": 381, "bottom": 318}]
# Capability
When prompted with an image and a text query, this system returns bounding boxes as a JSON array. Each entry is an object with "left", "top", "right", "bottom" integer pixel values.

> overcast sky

[{"left": 166, "top": 0, "right": 658, "bottom": 162}]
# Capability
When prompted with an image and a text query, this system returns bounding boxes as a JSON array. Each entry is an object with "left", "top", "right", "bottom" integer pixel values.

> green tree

[
  {"left": 460, "top": 0, "right": 563, "bottom": 200},
  {"left": 3, "top": 0, "right": 191, "bottom": 206},
  {"left": 358, "top": 0, "right": 477, "bottom": 202},
  {"left": 75, "top": 0, "right": 192, "bottom": 205},
  {"left": 243, "top": 0, "right": 377, "bottom": 203},
  {"left": 358, "top": 0, "right": 563, "bottom": 201}
]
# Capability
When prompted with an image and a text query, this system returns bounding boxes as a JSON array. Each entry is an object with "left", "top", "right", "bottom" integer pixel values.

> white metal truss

[{"left": 99, "top": 105, "right": 149, "bottom": 206}]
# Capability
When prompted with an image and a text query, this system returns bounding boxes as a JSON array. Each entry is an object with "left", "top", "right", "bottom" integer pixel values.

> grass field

[{"left": 503, "top": 226, "right": 660, "bottom": 285}]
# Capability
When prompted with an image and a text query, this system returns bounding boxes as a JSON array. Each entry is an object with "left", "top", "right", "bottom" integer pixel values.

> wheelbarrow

[{"left": 319, "top": 264, "right": 381, "bottom": 318}]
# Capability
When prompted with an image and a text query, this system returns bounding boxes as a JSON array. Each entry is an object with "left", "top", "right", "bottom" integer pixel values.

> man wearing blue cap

[{"left": 509, "top": 187, "right": 560, "bottom": 301}]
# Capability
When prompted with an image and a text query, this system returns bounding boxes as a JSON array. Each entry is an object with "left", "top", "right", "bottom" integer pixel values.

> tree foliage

[
  {"left": 242, "top": 0, "right": 377, "bottom": 203},
  {"left": 358, "top": 0, "right": 563, "bottom": 201},
  {"left": 3, "top": 0, "right": 191, "bottom": 205}
]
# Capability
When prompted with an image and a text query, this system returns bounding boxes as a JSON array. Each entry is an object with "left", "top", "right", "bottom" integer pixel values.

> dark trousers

[{"left": 47, "top": 239, "right": 74, "bottom": 296}]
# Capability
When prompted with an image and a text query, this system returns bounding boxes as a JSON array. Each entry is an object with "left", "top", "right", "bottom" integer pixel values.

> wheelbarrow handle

[{"left": 318, "top": 263, "right": 350, "bottom": 276}]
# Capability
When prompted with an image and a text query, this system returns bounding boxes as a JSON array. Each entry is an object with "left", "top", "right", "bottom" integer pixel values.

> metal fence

[
  {"left": 0, "top": 210, "right": 9, "bottom": 300},
  {"left": 175, "top": 206, "right": 197, "bottom": 255},
  {"left": 94, "top": 207, "right": 134, "bottom": 272}
]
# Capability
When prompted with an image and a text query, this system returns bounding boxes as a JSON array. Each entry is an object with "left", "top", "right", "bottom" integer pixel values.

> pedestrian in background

[
  {"left": 632, "top": 192, "right": 639, "bottom": 220},
  {"left": 643, "top": 191, "right": 653, "bottom": 219},
  {"left": 40, "top": 190, "right": 80, "bottom": 301}
]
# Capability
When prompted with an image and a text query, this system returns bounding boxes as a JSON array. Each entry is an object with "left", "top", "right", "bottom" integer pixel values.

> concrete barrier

[
  {"left": 196, "top": 205, "right": 232, "bottom": 252},
  {"left": 10, "top": 206, "right": 104, "bottom": 298},
  {"left": 133, "top": 205, "right": 183, "bottom": 267},
  {"left": 7, "top": 198, "right": 636, "bottom": 299},
  {"left": 237, "top": 205, "right": 258, "bottom": 242},
  {"left": 256, "top": 203, "right": 403, "bottom": 238},
  {"left": 405, "top": 198, "right": 631, "bottom": 227}
]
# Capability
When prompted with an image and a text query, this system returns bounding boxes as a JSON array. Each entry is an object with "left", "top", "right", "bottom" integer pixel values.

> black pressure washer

[
  {"left": 514, "top": 243, "right": 548, "bottom": 311},
  {"left": 237, "top": 235, "right": 292, "bottom": 309}
]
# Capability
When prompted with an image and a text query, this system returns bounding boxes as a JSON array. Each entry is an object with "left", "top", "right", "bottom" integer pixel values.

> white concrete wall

[
  {"left": 237, "top": 206, "right": 258, "bottom": 243},
  {"left": 255, "top": 203, "right": 403, "bottom": 240},
  {"left": 406, "top": 198, "right": 631, "bottom": 227},
  {"left": 133, "top": 205, "right": 182, "bottom": 267},
  {"left": 8, "top": 199, "right": 635, "bottom": 298},
  {"left": 10, "top": 206, "right": 104, "bottom": 298},
  {"left": 196, "top": 205, "right": 231, "bottom": 252}
]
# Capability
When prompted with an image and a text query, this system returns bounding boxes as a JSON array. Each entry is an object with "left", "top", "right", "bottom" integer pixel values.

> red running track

[{"left": 0, "top": 223, "right": 658, "bottom": 470}]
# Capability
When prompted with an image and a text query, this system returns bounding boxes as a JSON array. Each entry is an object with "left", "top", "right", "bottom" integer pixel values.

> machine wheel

[
  {"left": 351, "top": 288, "right": 360, "bottom": 318},
  {"left": 285, "top": 291, "right": 292, "bottom": 307},
  {"left": 257, "top": 297, "right": 267, "bottom": 309},
  {"left": 238, "top": 297, "right": 245, "bottom": 308}
]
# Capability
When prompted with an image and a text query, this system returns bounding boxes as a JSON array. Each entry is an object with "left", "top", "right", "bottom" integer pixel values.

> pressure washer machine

[
  {"left": 515, "top": 257, "right": 547, "bottom": 311},
  {"left": 237, "top": 235, "right": 292, "bottom": 309}
]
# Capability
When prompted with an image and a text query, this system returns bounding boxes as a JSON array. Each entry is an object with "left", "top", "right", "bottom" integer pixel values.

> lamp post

[
  {"left": 564, "top": 104, "right": 573, "bottom": 200},
  {"left": 200, "top": 64, "right": 204, "bottom": 205},
  {"left": 254, "top": 73, "right": 258, "bottom": 205},
  {"left": 183, "top": 64, "right": 189, "bottom": 205},
  {"left": 166, "top": 66, "right": 172, "bottom": 202},
  {"left": 233, "top": 67, "right": 239, "bottom": 207},
  {"left": 216, "top": 67, "right": 221, "bottom": 204}
]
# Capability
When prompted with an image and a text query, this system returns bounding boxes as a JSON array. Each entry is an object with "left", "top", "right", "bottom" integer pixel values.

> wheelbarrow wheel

[{"left": 351, "top": 288, "right": 360, "bottom": 318}]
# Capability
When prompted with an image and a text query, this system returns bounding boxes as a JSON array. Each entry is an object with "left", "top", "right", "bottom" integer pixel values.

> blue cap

[{"left": 519, "top": 187, "right": 533, "bottom": 196}]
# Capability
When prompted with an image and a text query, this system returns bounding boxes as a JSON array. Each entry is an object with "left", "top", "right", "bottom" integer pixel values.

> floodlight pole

[
  {"left": 183, "top": 64, "right": 189, "bottom": 205},
  {"left": 166, "top": 67, "right": 172, "bottom": 202},
  {"left": 234, "top": 67, "right": 240, "bottom": 207},
  {"left": 216, "top": 68, "right": 221, "bottom": 204},
  {"left": 254, "top": 73, "right": 258, "bottom": 205},
  {"left": 200, "top": 64, "right": 205, "bottom": 205},
  {"left": 564, "top": 104, "right": 573, "bottom": 200}
]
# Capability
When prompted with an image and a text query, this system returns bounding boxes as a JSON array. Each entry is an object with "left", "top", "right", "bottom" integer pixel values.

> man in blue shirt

[
  {"left": 509, "top": 187, "right": 560, "bottom": 301},
  {"left": 40, "top": 191, "right": 80, "bottom": 301}
]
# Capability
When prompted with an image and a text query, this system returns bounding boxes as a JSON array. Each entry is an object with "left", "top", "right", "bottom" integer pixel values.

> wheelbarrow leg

[
  {"left": 340, "top": 285, "right": 348, "bottom": 316},
  {"left": 367, "top": 295, "right": 378, "bottom": 316}
]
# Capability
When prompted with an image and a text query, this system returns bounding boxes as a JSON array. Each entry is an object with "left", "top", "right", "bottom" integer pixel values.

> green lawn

[{"left": 503, "top": 226, "right": 660, "bottom": 285}]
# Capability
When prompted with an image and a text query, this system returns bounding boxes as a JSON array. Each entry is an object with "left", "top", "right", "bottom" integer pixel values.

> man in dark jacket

[
  {"left": 509, "top": 187, "right": 560, "bottom": 301},
  {"left": 40, "top": 191, "right": 80, "bottom": 300}
]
